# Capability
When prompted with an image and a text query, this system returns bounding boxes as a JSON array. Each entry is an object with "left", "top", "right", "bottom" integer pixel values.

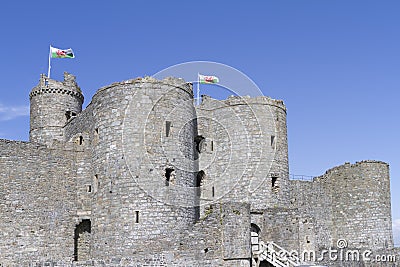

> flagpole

[
  {"left": 48, "top": 45, "right": 52, "bottom": 78},
  {"left": 197, "top": 73, "right": 200, "bottom": 105}
]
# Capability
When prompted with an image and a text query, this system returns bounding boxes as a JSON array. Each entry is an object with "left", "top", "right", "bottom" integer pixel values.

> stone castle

[{"left": 0, "top": 72, "right": 398, "bottom": 266}]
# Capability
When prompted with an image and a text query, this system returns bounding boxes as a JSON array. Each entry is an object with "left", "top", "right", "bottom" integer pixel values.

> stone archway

[{"left": 74, "top": 219, "right": 91, "bottom": 261}]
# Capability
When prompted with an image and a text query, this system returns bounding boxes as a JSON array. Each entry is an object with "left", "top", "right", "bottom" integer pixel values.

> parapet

[
  {"left": 315, "top": 160, "right": 389, "bottom": 181},
  {"left": 94, "top": 76, "right": 193, "bottom": 97},
  {"left": 199, "top": 95, "right": 286, "bottom": 112},
  {"left": 29, "top": 72, "right": 84, "bottom": 102}
]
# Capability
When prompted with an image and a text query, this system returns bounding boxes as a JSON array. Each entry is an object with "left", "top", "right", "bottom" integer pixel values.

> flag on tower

[
  {"left": 198, "top": 74, "right": 219, "bottom": 84},
  {"left": 50, "top": 46, "right": 75, "bottom": 58}
]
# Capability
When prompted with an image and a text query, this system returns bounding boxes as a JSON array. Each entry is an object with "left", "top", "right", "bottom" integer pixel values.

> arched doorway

[
  {"left": 251, "top": 223, "right": 261, "bottom": 253},
  {"left": 74, "top": 219, "right": 91, "bottom": 261}
]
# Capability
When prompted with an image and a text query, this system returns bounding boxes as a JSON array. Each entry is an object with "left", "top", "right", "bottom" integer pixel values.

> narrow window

[
  {"left": 212, "top": 186, "right": 215, "bottom": 197},
  {"left": 194, "top": 136, "right": 205, "bottom": 153},
  {"left": 166, "top": 121, "right": 172, "bottom": 137},
  {"left": 272, "top": 176, "right": 277, "bottom": 188},
  {"left": 79, "top": 136, "right": 84, "bottom": 145},
  {"left": 86, "top": 185, "right": 92, "bottom": 193},
  {"left": 65, "top": 111, "right": 71, "bottom": 121},
  {"left": 196, "top": 171, "right": 205, "bottom": 196},
  {"left": 165, "top": 168, "right": 175, "bottom": 186},
  {"left": 211, "top": 141, "right": 214, "bottom": 151},
  {"left": 93, "top": 174, "right": 99, "bottom": 193},
  {"left": 135, "top": 211, "right": 140, "bottom": 223},
  {"left": 271, "top": 135, "right": 275, "bottom": 146},
  {"left": 95, "top": 128, "right": 99, "bottom": 134}
]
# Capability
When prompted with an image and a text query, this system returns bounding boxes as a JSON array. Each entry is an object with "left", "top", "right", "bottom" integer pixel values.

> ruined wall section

[
  {"left": 317, "top": 161, "right": 394, "bottom": 251},
  {"left": 0, "top": 139, "right": 77, "bottom": 265},
  {"left": 196, "top": 96, "right": 289, "bottom": 214}
]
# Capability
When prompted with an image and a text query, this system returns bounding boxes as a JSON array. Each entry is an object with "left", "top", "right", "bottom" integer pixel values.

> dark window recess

[
  {"left": 87, "top": 185, "right": 92, "bottom": 193},
  {"left": 66, "top": 111, "right": 77, "bottom": 121},
  {"left": 95, "top": 128, "right": 99, "bottom": 134},
  {"left": 135, "top": 211, "right": 140, "bottom": 223},
  {"left": 212, "top": 186, "right": 215, "bottom": 197},
  {"left": 272, "top": 176, "right": 278, "bottom": 188},
  {"left": 166, "top": 121, "right": 172, "bottom": 137},
  {"left": 165, "top": 168, "right": 174, "bottom": 186},
  {"left": 194, "top": 136, "right": 205, "bottom": 153},
  {"left": 79, "top": 136, "right": 84, "bottom": 145},
  {"left": 195, "top": 171, "right": 205, "bottom": 196},
  {"left": 211, "top": 141, "right": 214, "bottom": 151},
  {"left": 271, "top": 135, "right": 275, "bottom": 146},
  {"left": 196, "top": 170, "right": 205, "bottom": 187}
]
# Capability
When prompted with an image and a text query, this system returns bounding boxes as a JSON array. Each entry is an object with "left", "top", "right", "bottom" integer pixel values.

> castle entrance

[{"left": 74, "top": 219, "right": 91, "bottom": 261}]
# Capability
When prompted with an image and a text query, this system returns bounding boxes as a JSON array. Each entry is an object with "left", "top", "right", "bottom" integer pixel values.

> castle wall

[
  {"left": 64, "top": 104, "right": 95, "bottom": 218},
  {"left": 289, "top": 179, "right": 333, "bottom": 252},
  {"left": 0, "top": 139, "right": 77, "bottom": 265}
]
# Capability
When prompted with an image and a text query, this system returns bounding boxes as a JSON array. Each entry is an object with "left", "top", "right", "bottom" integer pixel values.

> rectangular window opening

[
  {"left": 272, "top": 176, "right": 278, "bottom": 188},
  {"left": 165, "top": 168, "right": 174, "bottom": 186},
  {"left": 211, "top": 141, "right": 214, "bottom": 151},
  {"left": 87, "top": 185, "right": 92, "bottom": 193},
  {"left": 271, "top": 135, "right": 275, "bottom": 146},
  {"left": 212, "top": 186, "right": 215, "bottom": 197},
  {"left": 135, "top": 211, "right": 140, "bottom": 223},
  {"left": 166, "top": 121, "right": 172, "bottom": 137}
]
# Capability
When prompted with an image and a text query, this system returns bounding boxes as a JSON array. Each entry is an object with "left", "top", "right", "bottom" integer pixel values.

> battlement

[
  {"left": 29, "top": 72, "right": 83, "bottom": 102},
  {"left": 199, "top": 94, "right": 286, "bottom": 111},
  {"left": 94, "top": 76, "right": 193, "bottom": 98}
]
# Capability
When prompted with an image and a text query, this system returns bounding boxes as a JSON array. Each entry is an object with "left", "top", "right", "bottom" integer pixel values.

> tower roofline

[
  {"left": 198, "top": 94, "right": 286, "bottom": 112},
  {"left": 30, "top": 72, "right": 83, "bottom": 102}
]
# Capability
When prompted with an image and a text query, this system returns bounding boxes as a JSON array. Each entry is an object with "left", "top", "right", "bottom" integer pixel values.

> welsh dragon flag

[
  {"left": 50, "top": 46, "right": 75, "bottom": 58},
  {"left": 199, "top": 74, "right": 219, "bottom": 84}
]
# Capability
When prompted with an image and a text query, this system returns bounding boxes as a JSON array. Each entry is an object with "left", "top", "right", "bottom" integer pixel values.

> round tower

[
  {"left": 89, "top": 77, "right": 197, "bottom": 259},
  {"left": 29, "top": 72, "right": 84, "bottom": 146},
  {"left": 195, "top": 96, "right": 289, "bottom": 211},
  {"left": 321, "top": 160, "right": 393, "bottom": 250}
]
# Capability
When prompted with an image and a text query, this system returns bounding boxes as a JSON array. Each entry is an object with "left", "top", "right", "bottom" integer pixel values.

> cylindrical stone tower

[
  {"left": 89, "top": 77, "right": 197, "bottom": 259},
  {"left": 196, "top": 95, "right": 289, "bottom": 211},
  {"left": 321, "top": 160, "right": 394, "bottom": 250},
  {"left": 29, "top": 72, "right": 84, "bottom": 146}
]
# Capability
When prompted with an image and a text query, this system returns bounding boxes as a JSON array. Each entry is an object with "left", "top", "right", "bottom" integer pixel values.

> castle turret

[
  {"left": 29, "top": 72, "right": 84, "bottom": 146},
  {"left": 196, "top": 95, "right": 289, "bottom": 212}
]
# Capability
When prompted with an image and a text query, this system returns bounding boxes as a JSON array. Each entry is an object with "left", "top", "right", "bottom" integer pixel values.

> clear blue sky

[{"left": 0, "top": 1, "right": 399, "bottom": 245}]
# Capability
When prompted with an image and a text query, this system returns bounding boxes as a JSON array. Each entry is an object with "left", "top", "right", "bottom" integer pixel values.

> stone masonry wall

[{"left": 0, "top": 139, "right": 77, "bottom": 265}]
